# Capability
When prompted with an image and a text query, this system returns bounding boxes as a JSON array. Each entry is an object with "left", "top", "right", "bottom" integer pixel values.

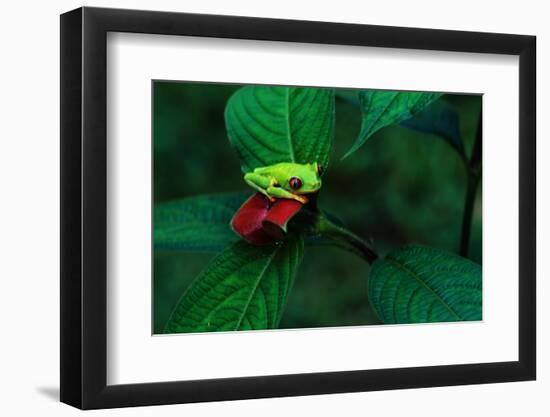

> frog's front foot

[
  {"left": 268, "top": 196, "right": 277, "bottom": 203},
  {"left": 295, "top": 195, "right": 309, "bottom": 204}
]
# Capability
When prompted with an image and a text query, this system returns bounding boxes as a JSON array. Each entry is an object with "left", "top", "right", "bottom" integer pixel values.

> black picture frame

[{"left": 60, "top": 6, "right": 536, "bottom": 410}]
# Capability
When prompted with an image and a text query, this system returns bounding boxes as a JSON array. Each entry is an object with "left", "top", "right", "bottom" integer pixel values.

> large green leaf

[
  {"left": 343, "top": 90, "right": 443, "bottom": 158},
  {"left": 165, "top": 238, "right": 304, "bottom": 333},
  {"left": 154, "top": 192, "right": 248, "bottom": 252},
  {"left": 401, "top": 98, "right": 464, "bottom": 156},
  {"left": 225, "top": 86, "right": 334, "bottom": 172},
  {"left": 368, "top": 245, "right": 481, "bottom": 324}
]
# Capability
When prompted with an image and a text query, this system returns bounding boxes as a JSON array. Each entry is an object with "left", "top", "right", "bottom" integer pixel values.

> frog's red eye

[
  {"left": 316, "top": 163, "right": 324, "bottom": 177},
  {"left": 289, "top": 177, "right": 302, "bottom": 190}
]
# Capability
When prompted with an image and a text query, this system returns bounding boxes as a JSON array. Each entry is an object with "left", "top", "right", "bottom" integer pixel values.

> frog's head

[{"left": 284, "top": 162, "right": 323, "bottom": 195}]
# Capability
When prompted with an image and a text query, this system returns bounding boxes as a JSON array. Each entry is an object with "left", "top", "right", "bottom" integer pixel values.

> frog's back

[{"left": 254, "top": 162, "right": 300, "bottom": 175}]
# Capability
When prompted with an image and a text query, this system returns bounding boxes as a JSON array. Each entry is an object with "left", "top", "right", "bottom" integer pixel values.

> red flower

[
  {"left": 231, "top": 193, "right": 303, "bottom": 245},
  {"left": 262, "top": 198, "right": 303, "bottom": 240}
]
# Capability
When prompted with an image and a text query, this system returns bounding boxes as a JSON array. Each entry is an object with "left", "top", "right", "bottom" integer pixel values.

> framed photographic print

[{"left": 60, "top": 6, "right": 536, "bottom": 409}]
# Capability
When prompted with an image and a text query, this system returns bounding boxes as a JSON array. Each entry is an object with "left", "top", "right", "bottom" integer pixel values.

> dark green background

[{"left": 153, "top": 81, "right": 482, "bottom": 333}]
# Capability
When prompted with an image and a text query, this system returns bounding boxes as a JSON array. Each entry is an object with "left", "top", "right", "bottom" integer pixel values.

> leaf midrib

[
  {"left": 233, "top": 248, "right": 279, "bottom": 330},
  {"left": 285, "top": 88, "right": 296, "bottom": 162},
  {"left": 386, "top": 257, "right": 462, "bottom": 321}
]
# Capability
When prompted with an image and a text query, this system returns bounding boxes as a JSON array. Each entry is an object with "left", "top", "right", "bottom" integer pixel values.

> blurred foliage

[{"left": 153, "top": 81, "right": 482, "bottom": 333}]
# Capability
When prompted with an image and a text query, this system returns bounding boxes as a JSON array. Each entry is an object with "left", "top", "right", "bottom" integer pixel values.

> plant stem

[
  {"left": 470, "top": 107, "right": 483, "bottom": 172},
  {"left": 459, "top": 109, "right": 482, "bottom": 257},
  {"left": 459, "top": 172, "right": 481, "bottom": 257},
  {"left": 318, "top": 215, "right": 378, "bottom": 265}
]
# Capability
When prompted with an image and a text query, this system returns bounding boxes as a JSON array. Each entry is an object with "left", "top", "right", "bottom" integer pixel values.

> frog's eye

[
  {"left": 289, "top": 177, "right": 302, "bottom": 190},
  {"left": 316, "top": 162, "right": 324, "bottom": 177}
]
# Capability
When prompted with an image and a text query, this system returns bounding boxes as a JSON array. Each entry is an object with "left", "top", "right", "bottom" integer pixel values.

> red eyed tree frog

[{"left": 244, "top": 162, "right": 323, "bottom": 204}]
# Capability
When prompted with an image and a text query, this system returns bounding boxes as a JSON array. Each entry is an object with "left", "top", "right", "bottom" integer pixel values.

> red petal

[
  {"left": 230, "top": 193, "right": 274, "bottom": 245},
  {"left": 262, "top": 199, "right": 303, "bottom": 239}
]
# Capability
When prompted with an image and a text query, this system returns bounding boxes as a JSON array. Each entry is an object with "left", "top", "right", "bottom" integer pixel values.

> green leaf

[
  {"left": 343, "top": 90, "right": 443, "bottom": 158},
  {"left": 401, "top": 98, "right": 464, "bottom": 156},
  {"left": 225, "top": 86, "right": 334, "bottom": 172},
  {"left": 164, "top": 238, "right": 304, "bottom": 333},
  {"left": 368, "top": 245, "right": 481, "bottom": 324},
  {"left": 154, "top": 192, "right": 248, "bottom": 252}
]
